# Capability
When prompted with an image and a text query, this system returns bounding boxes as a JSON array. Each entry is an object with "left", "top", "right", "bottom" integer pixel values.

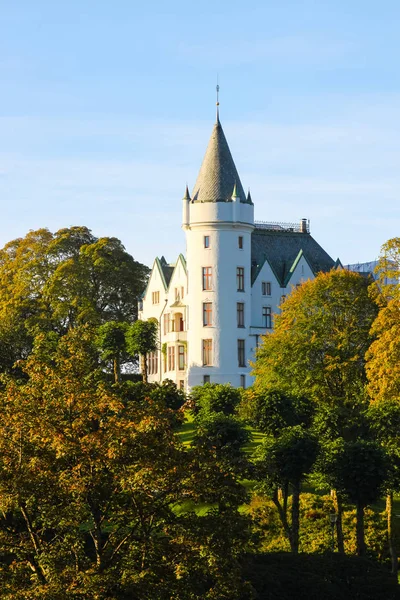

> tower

[{"left": 182, "top": 111, "right": 254, "bottom": 388}]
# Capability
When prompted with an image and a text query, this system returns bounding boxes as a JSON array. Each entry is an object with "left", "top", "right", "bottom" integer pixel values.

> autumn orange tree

[
  {"left": 253, "top": 269, "right": 379, "bottom": 555},
  {"left": 0, "top": 326, "right": 250, "bottom": 599}
]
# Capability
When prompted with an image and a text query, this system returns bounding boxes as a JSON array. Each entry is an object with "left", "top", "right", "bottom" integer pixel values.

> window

[
  {"left": 163, "top": 313, "right": 169, "bottom": 334},
  {"left": 204, "top": 235, "right": 210, "bottom": 248},
  {"left": 203, "top": 302, "right": 212, "bottom": 326},
  {"left": 262, "top": 306, "right": 272, "bottom": 329},
  {"left": 238, "top": 236, "right": 243, "bottom": 249},
  {"left": 280, "top": 295, "right": 286, "bottom": 304},
  {"left": 181, "top": 286, "right": 185, "bottom": 299},
  {"left": 237, "top": 267, "right": 244, "bottom": 291},
  {"left": 175, "top": 287, "right": 180, "bottom": 301},
  {"left": 238, "top": 339, "right": 246, "bottom": 367},
  {"left": 178, "top": 345, "right": 185, "bottom": 370},
  {"left": 203, "top": 375, "right": 210, "bottom": 384},
  {"left": 262, "top": 281, "right": 271, "bottom": 296},
  {"left": 179, "top": 380, "right": 185, "bottom": 390},
  {"left": 240, "top": 374, "right": 246, "bottom": 389},
  {"left": 167, "top": 346, "right": 175, "bottom": 371},
  {"left": 237, "top": 302, "right": 244, "bottom": 327},
  {"left": 148, "top": 352, "right": 158, "bottom": 375},
  {"left": 202, "top": 267, "right": 212, "bottom": 291},
  {"left": 152, "top": 291, "right": 160, "bottom": 304},
  {"left": 202, "top": 339, "right": 212, "bottom": 366}
]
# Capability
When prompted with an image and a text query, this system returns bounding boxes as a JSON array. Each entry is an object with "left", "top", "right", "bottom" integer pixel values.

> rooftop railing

[{"left": 254, "top": 219, "right": 310, "bottom": 233}]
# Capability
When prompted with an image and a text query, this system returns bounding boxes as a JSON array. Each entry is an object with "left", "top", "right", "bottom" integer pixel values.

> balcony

[{"left": 164, "top": 330, "right": 187, "bottom": 343}]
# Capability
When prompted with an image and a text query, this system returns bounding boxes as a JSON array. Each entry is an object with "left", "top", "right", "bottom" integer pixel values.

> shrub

[{"left": 191, "top": 383, "right": 243, "bottom": 418}]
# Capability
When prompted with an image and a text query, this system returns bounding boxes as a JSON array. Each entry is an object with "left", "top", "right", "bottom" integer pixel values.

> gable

[{"left": 251, "top": 229, "right": 335, "bottom": 286}]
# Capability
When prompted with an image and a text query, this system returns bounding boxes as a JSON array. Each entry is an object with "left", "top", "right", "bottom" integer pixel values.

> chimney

[{"left": 300, "top": 218, "right": 308, "bottom": 233}]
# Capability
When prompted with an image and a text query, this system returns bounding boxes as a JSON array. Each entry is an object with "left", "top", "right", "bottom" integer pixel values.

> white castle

[{"left": 139, "top": 110, "right": 338, "bottom": 391}]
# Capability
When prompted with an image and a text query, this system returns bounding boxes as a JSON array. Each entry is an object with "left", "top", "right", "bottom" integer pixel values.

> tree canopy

[
  {"left": 253, "top": 269, "right": 378, "bottom": 404},
  {"left": 0, "top": 227, "right": 149, "bottom": 372},
  {"left": 0, "top": 327, "right": 250, "bottom": 599}
]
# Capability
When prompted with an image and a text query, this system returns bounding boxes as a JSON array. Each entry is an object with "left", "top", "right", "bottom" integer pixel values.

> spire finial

[
  {"left": 216, "top": 76, "right": 220, "bottom": 123},
  {"left": 183, "top": 183, "right": 191, "bottom": 201}
]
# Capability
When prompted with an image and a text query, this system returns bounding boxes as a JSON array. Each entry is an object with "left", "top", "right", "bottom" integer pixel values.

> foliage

[
  {"left": 122, "top": 378, "right": 186, "bottom": 411},
  {"left": 238, "top": 388, "right": 314, "bottom": 435},
  {"left": 126, "top": 318, "right": 158, "bottom": 383},
  {"left": 192, "top": 413, "right": 251, "bottom": 475},
  {"left": 334, "top": 441, "right": 388, "bottom": 509},
  {"left": 368, "top": 399, "right": 400, "bottom": 490},
  {"left": 255, "top": 428, "right": 319, "bottom": 494},
  {"left": 191, "top": 383, "right": 243, "bottom": 418},
  {"left": 0, "top": 226, "right": 149, "bottom": 373},
  {"left": 254, "top": 427, "right": 319, "bottom": 553},
  {"left": 253, "top": 269, "right": 378, "bottom": 403},
  {"left": 96, "top": 320, "right": 130, "bottom": 382},
  {"left": 373, "top": 237, "right": 400, "bottom": 300},
  {"left": 0, "top": 327, "right": 251, "bottom": 599},
  {"left": 247, "top": 493, "right": 387, "bottom": 560},
  {"left": 366, "top": 298, "right": 400, "bottom": 403}
]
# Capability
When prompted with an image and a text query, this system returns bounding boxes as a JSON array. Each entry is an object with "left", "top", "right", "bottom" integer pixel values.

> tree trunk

[
  {"left": 113, "top": 355, "right": 120, "bottom": 384},
  {"left": 387, "top": 491, "right": 398, "bottom": 576},
  {"left": 356, "top": 501, "right": 366, "bottom": 556},
  {"left": 272, "top": 487, "right": 294, "bottom": 552},
  {"left": 20, "top": 504, "right": 47, "bottom": 584},
  {"left": 331, "top": 489, "right": 345, "bottom": 554},
  {"left": 290, "top": 483, "right": 300, "bottom": 554},
  {"left": 141, "top": 354, "right": 148, "bottom": 384}
]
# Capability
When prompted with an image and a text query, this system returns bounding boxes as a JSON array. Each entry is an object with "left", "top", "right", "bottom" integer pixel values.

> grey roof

[
  {"left": 159, "top": 256, "right": 174, "bottom": 288},
  {"left": 191, "top": 118, "right": 250, "bottom": 204},
  {"left": 251, "top": 229, "right": 336, "bottom": 286}
]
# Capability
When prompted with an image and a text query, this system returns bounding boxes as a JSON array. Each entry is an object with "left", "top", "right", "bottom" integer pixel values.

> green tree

[
  {"left": 192, "top": 413, "right": 250, "bottom": 477},
  {"left": 238, "top": 388, "right": 314, "bottom": 435},
  {"left": 334, "top": 440, "right": 387, "bottom": 557},
  {"left": 368, "top": 399, "right": 400, "bottom": 574},
  {"left": 0, "top": 227, "right": 149, "bottom": 373},
  {"left": 239, "top": 389, "right": 317, "bottom": 553},
  {"left": 255, "top": 426, "right": 319, "bottom": 553},
  {"left": 126, "top": 318, "right": 158, "bottom": 383},
  {"left": 96, "top": 320, "right": 129, "bottom": 383},
  {"left": 253, "top": 269, "right": 378, "bottom": 554},
  {"left": 191, "top": 382, "right": 243, "bottom": 417},
  {"left": 253, "top": 269, "right": 378, "bottom": 402}
]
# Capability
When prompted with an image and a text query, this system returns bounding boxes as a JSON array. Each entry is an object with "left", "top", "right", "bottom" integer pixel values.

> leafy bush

[
  {"left": 237, "top": 388, "right": 314, "bottom": 434},
  {"left": 191, "top": 383, "right": 242, "bottom": 418}
]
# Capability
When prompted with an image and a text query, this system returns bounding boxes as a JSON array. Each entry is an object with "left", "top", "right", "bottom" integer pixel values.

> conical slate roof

[{"left": 191, "top": 118, "right": 249, "bottom": 203}]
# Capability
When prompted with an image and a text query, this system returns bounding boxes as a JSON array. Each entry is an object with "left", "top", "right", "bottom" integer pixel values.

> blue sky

[{"left": 1, "top": 0, "right": 400, "bottom": 267}]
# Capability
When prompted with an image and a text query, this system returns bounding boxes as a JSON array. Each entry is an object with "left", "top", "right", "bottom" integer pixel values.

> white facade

[{"left": 139, "top": 116, "right": 336, "bottom": 391}]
